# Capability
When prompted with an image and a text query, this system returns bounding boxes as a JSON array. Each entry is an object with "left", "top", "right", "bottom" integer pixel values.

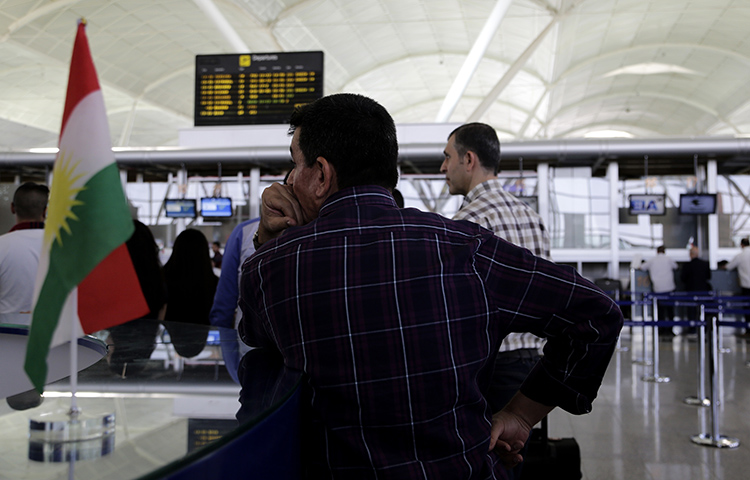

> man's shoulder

[
  {"left": 0, "top": 229, "right": 42, "bottom": 259},
  {"left": 0, "top": 229, "right": 43, "bottom": 242},
  {"left": 259, "top": 207, "right": 487, "bottom": 256}
]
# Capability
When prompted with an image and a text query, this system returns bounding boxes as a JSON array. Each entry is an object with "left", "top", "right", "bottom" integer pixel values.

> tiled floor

[{"left": 547, "top": 328, "right": 750, "bottom": 480}]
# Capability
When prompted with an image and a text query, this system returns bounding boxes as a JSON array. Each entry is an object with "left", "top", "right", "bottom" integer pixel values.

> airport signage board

[
  {"left": 195, "top": 51, "right": 324, "bottom": 126},
  {"left": 628, "top": 194, "right": 666, "bottom": 215}
]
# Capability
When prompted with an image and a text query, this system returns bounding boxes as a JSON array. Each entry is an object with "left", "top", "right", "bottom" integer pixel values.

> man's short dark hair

[
  {"left": 742, "top": 238, "right": 749, "bottom": 248},
  {"left": 288, "top": 93, "right": 399, "bottom": 190},
  {"left": 13, "top": 182, "right": 49, "bottom": 220},
  {"left": 657, "top": 245, "right": 666, "bottom": 254},
  {"left": 448, "top": 122, "right": 501, "bottom": 174}
]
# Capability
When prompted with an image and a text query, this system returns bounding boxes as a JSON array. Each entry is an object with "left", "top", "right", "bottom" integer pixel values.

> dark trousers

[
  {"left": 743, "top": 288, "right": 750, "bottom": 324},
  {"left": 655, "top": 297, "right": 674, "bottom": 337},
  {"left": 486, "top": 348, "right": 541, "bottom": 480}
]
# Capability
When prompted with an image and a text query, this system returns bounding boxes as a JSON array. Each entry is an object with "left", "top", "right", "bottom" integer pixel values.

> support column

[
  {"left": 707, "top": 159, "right": 718, "bottom": 269},
  {"left": 608, "top": 161, "right": 619, "bottom": 279},
  {"left": 249, "top": 167, "right": 260, "bottom": 219},
  {"left": 537, "top": 162, "right": 550, "bottom": 230}
]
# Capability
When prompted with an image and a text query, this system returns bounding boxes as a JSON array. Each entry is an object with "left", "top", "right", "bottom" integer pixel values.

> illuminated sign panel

[
  {"left": 628, "top": 194, "right": 666, "bottom": 215},
  {"left": 165, "top": 199, "right": 197, "bottom": 218},
  {"left": 195, "top": 51, "right": 324, "bottom": 126}
]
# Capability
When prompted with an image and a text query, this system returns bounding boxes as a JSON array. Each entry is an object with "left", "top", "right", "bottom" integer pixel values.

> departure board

[{"left": 194, "top": 51, "right": 324, "bottom": 126}]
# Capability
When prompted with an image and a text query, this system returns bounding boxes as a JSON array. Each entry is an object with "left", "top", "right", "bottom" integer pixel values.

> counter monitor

[
  {"left": 679, "top": 193, "right": 717, "bottom": 215},
  {"left": 165, "top": 199, "right": 197, "bottom": 218},
  {"left": 201, "top": 197, "right": 232, "bottom": 218}
]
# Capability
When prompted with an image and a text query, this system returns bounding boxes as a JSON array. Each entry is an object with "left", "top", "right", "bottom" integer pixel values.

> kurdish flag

[{"left": 24, "top": 20, "right": 149, "bottom": 393}]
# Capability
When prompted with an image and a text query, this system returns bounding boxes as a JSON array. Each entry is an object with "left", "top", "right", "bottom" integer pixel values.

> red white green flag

[{"left": 24, "top": 20, "right": 149, "bottom": 393}]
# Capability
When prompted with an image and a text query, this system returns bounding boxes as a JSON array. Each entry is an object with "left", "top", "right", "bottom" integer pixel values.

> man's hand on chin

[{"left": 257, "top": 183, "right": 305, "bottom": 247}]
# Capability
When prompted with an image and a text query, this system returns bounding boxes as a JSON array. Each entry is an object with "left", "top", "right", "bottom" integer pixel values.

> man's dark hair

[
  {"left": 742, "top": 238, "right": 749, "bottom": 248},
  {"left": 657, "top": 245, "right": 666, "bottom": 254},
  {"left": 288, "top": 93, "right": 399, "bottom": 190},
  {"left": 13, "top": 182, "right": 49, "bottom": 220},
  {"left": 448, "top": 122, "right": 501, "bottom": 174}
]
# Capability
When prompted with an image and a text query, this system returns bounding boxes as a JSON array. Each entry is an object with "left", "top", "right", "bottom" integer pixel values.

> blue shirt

[
  {"left": 209, "top": 217, "right": 259, "bottom": 382},
  {"left": 239, "top": 186, "right": 622, "bottom": 479}
]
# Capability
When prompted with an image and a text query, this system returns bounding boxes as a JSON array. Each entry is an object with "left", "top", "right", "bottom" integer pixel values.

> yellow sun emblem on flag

[{"left": 45, "top": 150, "right": 86, "bottom": 247}]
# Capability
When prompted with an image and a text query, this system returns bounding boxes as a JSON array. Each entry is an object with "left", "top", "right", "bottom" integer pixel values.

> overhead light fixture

[
  {"left": 602, "top": 62, "right": 700, "bottom": 78},
  {"left": 28, "top": 147, "right": 59, "bottom": 153},
  {"left": 584, "top": 130, "right": 634, "bottom": 139}
]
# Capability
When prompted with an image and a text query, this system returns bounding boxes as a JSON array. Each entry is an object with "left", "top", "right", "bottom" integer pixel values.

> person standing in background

[
  {"left": 441, "top": 122, "right": 550, "bottom": 479},
  {"left": 641, "top": 245, "right": 678, "bottom": 338},
  {"left": 211, "top": 241, "right": 223, "bottom": 269},
  {"left": 2, "top": 182, "right": 49, "bottom": 411},
  {"left": 680, "top": 244, "right": 712, "bottom": 334},
  {"left": 164, "top": 229, "right": 218, "bottom": 325},
  {"left": 163, "top": 229, "right": 219, "bottom": 358},
  {"left": 726, "top": 237, "right": 750, "bottom": 324},
  {"left": 107, "top": 220, "right": 166, "bottom": 377},
  {"left": 209, "top": 217, "right": 259, "bottom": 382},
  {"left": 0, "top": 182, "right": 49, "bottom": 315}
]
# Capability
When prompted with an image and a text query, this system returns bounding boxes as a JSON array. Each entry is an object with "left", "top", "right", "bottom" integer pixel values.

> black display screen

[
  {"left": 679, "top": 194, "right": 717, "bottom": 215},
  {"left": 195, "top": 51, "right": 324, "bottom": 126}
]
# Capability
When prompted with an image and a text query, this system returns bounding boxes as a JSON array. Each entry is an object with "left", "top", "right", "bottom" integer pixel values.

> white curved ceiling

[{"left": 1, "top": 0, "right": 749, "bottom": 150}]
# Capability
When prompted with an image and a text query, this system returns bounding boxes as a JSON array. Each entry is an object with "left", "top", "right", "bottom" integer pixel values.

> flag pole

[{"left": 69, "top": 292, "right": 80, "bottom": 417}]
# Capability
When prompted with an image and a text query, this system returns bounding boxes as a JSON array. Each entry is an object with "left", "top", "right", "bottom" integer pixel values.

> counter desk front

[{"left": 0, "top": 318, "right": 301, "bottom": 480}]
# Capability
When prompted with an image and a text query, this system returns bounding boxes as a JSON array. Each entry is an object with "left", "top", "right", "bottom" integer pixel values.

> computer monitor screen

[
  {"left": 679, "top": 194, "right": 717, "bottom": 215},
  {"left": 200, "top": 197, "right": 232, "bottom": 218},
  {"left": 165, "top": 199, "right": 197, "bottom": 218},
  {"left": 628, "top": 194, "right": 666, "bottom": 215}
]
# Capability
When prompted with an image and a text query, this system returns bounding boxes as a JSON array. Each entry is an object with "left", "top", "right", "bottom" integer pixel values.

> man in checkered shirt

[
  {"left": 240, "top": 93, "right": 623, "bottom": 479},
  {"left": 441, "top": 122, "right": 551, "bottom": 479}
]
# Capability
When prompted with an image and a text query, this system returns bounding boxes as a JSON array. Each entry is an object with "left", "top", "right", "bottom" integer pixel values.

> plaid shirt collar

[{"left": 318, "top": 185, "right": 397, "bottom": 218}]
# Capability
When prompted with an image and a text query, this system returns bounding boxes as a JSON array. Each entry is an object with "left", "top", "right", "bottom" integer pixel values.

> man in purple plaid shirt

[{"left": 239, "top": 93, "right": 623, "bottom": 479}]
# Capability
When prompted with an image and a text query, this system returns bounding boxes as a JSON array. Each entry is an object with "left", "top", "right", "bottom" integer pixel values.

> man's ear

[
  {"left": 10, "top": 203, "right": 15, "bottom": 215},
  {"left": 464, "top": 150, "right": 479, "bottom": 172},
  {"left": 314, "top": 156, "right": 338, "bottom": 198}
]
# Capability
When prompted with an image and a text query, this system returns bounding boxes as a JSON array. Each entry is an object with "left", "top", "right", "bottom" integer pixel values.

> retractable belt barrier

[{"left": 613, "top": 292, "right": 749, "bottom": 449}]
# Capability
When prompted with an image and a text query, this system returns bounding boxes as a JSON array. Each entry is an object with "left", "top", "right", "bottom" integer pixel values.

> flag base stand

[{"left": 28, "top": 405, "right": 115, "bottom": 462}]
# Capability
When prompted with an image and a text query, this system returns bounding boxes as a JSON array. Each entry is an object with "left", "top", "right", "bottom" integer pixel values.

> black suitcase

[{"left": 519, "top": 417, "right": 582, "bottom": 480}]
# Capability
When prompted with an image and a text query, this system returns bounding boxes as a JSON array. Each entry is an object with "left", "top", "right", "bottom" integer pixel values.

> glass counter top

[{"left": 0, "top": 318, "right": 300, "bottom": 480}]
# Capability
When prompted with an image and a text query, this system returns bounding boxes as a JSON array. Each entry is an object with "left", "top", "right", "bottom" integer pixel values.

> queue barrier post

[
  {"left": 632, "top": 294, "right": 653, "bottom": 366},
  {"left": 684, "top": 303, "right": 710, "bottom": 407},
  {"left": 690, "top": 312, "right": 740, "bottom": 448},
  {"left": 642, "top": 295, "right": 669, "bottom": 383},
  {"left": 615, "top": 287, "right": 629, "bottom": 352}
]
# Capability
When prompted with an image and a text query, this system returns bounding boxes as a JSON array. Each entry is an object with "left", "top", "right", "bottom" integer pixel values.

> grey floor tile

[{"left": 546, "top": 330, "right": 749, "bottom": 480}]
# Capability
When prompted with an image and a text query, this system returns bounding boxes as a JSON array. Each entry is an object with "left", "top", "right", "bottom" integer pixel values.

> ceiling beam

[
  {"left": 467, "top": 0, "right": 585, "bottom": 122},
  {"left": 435, "top": 0, "right": 513, "bottom": 122},
  {"left": 0, "top": 0, "right": 83, "bottom": 42},
  {"left": 192, "top": 0, "right": 248, "bottom": 52}
]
